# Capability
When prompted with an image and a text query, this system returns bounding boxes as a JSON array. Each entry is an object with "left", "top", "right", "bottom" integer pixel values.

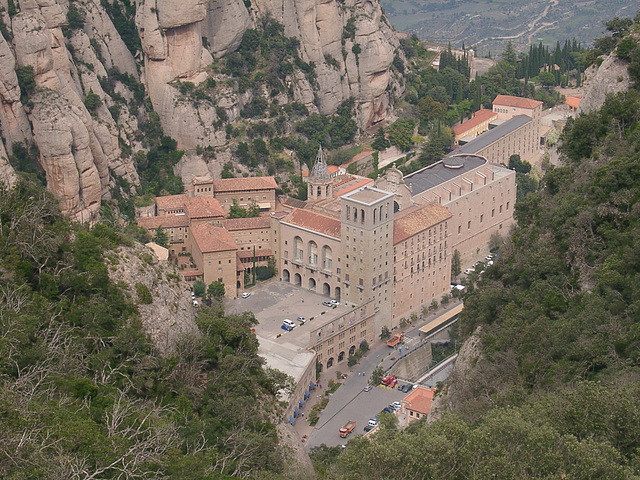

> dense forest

[{"left": 0, "top": 182, "right": 295, "bottom": 479}]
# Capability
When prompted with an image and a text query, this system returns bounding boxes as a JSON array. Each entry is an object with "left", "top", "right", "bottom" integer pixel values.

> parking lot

[{"left": 225, "top": 281, "right": 352, "bottom": 349}]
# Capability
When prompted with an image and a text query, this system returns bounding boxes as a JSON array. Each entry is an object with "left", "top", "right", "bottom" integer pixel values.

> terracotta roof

[
  {"left": 191, "top": 223, "right": 238, "bottom": 253},
  {"left": 565, "top": 96, "right": 581, "bottom": 108},
  {"left": 403, "top": 387, "right": 435, "bottom": 415},
  {"left": 493, "top": 94, "right": 543, "bottom": 110},
  {"left": 192, "top": 175, "right": 214, "bottom": 185},
  {"left": 283, "top": 197, "right": 308, "bottom": 209},
  {"left": 181, "top": 267, "right": 203, "bottom": 277},
  {"left": 393, "top": 203, "right": 453, "bottom": 244},
  {"left": 332, "top": 175, "right": 373, "bottom": 197},
  {"left": 185, "top": 196, "right": 225, "bottom": 219},
  {"left": 156, "top": 194, "right": 187, "bottom": 212},
  {"left": 212, "top": 176, "right": 277, "bottom": 193},
  {"left": 281, "top": 208, "right": 341, "bottom": 238},
  {"left": 137, "top": 214, "right": 189, "bottom": 229},
  {"left": 453, "top": 109, "right": 497, "bottom": 135},
  {"left": 238, "top": 248, "right": 272, "bottom": 259},
  {"left": 327, "top": 165, "right": 340, "bottom": 174},
  {"left": 222, "top": 216, "right": 271, "bottom": 230}
]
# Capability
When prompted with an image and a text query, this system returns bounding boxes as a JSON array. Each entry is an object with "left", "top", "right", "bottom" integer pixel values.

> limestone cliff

[
  {"left": 0, "top": 0, "right": 402, "bottom": 219},
  {"left": 578, "top": 51, "right": 632, "bottom": 115},
  {"left": 137, "top": 0, "right": 403, "bottom": 149},
  {"left": 107, "top": 242, "right": 199, "bottom": 354}
]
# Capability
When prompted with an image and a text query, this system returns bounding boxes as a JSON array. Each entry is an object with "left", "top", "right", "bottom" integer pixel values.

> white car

[
  {"left": 329, "top": 299, "right": 340, "bottom": 306},
  {"left": 297, "top": 316, "right": 307, "bottom": 324},
  {"left": 391, "top": 401, "right": 401, "bottom": 411},
  {"left": 241, "top": 292, "right": 251, "bottom": 298},
  {"left": 192, "top": 299, "right": 199, "bottom": 307}
]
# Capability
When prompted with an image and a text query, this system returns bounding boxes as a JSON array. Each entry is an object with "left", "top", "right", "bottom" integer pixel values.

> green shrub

[{"left": 135, "top": 282, "right": 152, "bottom": 304}]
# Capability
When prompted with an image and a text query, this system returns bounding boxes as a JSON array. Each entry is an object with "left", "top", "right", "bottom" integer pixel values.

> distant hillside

[{"left": 382, "top": 0, "right": 640, "bottom": 54}]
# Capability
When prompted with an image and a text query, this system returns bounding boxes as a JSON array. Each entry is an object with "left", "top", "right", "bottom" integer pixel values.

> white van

[{"left": 282, "top": 319, "right": 296, "bottom": 330}]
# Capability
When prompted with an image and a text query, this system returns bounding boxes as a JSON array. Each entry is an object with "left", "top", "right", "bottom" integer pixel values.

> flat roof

[
  {"left": 404, "top": 154, "right": 486, "bottom": 196},
  {"left": 342, "top": 186, "right": 393, "bottom": 205},
  {"left": 453, "top": 115, "right": 532, "bottom": 155}
]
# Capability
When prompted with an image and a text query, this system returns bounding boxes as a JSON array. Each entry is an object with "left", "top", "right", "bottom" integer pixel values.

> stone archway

[
  {"left": 323, "top": 282, "right": 330, "bottom": 297},
  {"left": 282, "top": 269, "right": 290, "bottom": 282},
  {"left": 308, "top": 277, "right": 316, "bottom": 290},
  {"left": 327, "top": 357, "right": 334, "bottom": 369},
  {"left": 338, "top": 351, "right": 345, "bottom": 362},
  {"left": 294, "top": 273, "right": 302, "bottom": 286},
  {"left": 349, "top": 345, "right": 356, "bottom": 356},
  {"left": 335, "top": 286, "right": 341, "bottom": 301}
]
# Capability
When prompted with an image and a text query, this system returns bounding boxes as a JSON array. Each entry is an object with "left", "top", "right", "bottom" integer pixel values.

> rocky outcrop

[
  {"left": 578, "top": 52, "right": 632, "bottom": 115},
  {"left": 0, "top": 0, "right": 141, "bottom": 221},
  {"left": 107, "top": 242, "right": 199, "bottom": 354},
  {"left": 137, "top": 0, "right": 402, "bottom": 149}
]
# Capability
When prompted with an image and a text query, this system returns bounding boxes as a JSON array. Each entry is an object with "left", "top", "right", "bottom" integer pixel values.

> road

[{"left": 304, "top": 302, "right": 460, "bottom": 450}]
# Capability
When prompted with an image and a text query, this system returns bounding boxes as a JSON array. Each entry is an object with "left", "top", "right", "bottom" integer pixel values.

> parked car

[
  {"left": 391, "top": 401, "right": 402, "bottom": 410},
  {"left": 297, "top": 316, "right": 307, "bottom": 325},
  {"left": 241, "top": 292, "right": 251, "bottom": 298},
  {"left": 329, "top": 299, "right": 340, "bottom": 306},
  {"left": 464, "top": 268, "right": 474, "bottom": 275},
  {"left": 382, "top": 407, "right": 394, "bottom": 414},
  {"left": 192, "top": 300, "right": 199, "bottom": 307},
  {"left": 282, "top": 319, "right": 296, "bottom": 330},
  {"left": 367, "top": 418, "right": 378, "bottom": 427},
  {"left": 363, "top": 385, "right": 372, "bottom": 392},
  {"left": 191, "top": 292, "right": 195, "bottom": 299},
  {"left": 364, "top": 424, "right": 374, "bottom": 432},
  {"left": 322, "top": 301, "right": 333, "bottom": 307}
]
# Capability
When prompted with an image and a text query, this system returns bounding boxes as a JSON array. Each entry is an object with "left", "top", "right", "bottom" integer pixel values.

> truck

[
  {"left": 339, "top": 420, "right": 356, "bottom": 438},
  {"left": 381, "top": 374, "right": 397, "bottom": 388},
  {"left": 387, "top": 333, "right": 404, "bottom": 348}
]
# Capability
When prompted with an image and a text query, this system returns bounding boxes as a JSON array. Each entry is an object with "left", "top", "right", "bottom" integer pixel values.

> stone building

[
  {"left": 405, "top": 154, "right": 516, "bottom": 269},
  {"left": 392, "top": 203, "right": 453, "bottom": 322},
  {"left": 222, "top": 217, "right": 273, "bottom": 274},
  {"left": 190, "top": 223, "right": 244, "bottom": 297},
  {"left": 190, "top": 175, "right": 278, "bottom": 213},
  {"left": 453, "top": 109, "right": 498, "bottom": 146}
]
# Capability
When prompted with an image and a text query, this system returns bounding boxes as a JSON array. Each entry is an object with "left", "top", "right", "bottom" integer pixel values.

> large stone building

[
  {"left": 190, "top": 175, "right": 278, "bottom": 213},
  {"left": 453, "top": 109, "right": 498, "bottom": 146}
]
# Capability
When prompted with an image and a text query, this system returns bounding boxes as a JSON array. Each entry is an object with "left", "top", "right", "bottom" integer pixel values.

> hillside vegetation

[{"left": 0, "top": 181, "right": 294, "bottom": 479}]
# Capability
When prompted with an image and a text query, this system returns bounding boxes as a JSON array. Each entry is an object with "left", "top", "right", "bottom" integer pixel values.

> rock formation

[
  {"left": 578, "top": 51, "right": 632, "bottom": 115},
  {"left": 137, "top": 0, "right": 403, "bottom": 149}
]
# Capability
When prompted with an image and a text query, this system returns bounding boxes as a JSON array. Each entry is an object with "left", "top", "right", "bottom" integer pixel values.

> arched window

[
  {"left": 361, "top": 209, "right": 365, "bottom": 224},
  {"left": 308, "top": 241, "right": 318, "bottom": 265},
  {"left": 322, "top": 245, "right": 333, "bottom": 271},
  {"left": 294, "top": 236, "right": 303, "bottom": 261}
]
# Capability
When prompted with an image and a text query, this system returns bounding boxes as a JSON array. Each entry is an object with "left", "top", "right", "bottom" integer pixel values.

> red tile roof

[
  {"left": 156, "top": 194, "right": 187, "bottom": 212},
  {"left": 191, "top": 223, "right": 238, "bottom": 253},
  {"left": 137, "top": 214, "right": 189, "bottom": 230},
  {"left": 327, "top": 165, "right": 340, "bottom": 174},
  {"left": 281, "top": 208, "right": 341, "bottom": 238},
  {"left": 222, "top": 216, "right": 271, "bottom": 231},
  {"left": 332, "top": 175, "right": 373, "bottom": 197},
  {"left": 185, "top": 196, "right": 225, "bottom": 219},
  {"left": 403, "top": 387, "right": 435, "bottom": 415},
  {"left": 565, "top": 96, "right": 581, "bottom": 109},
  {"left": 342, "top": 148, "right": 375, "bottom": 167},
  {"left": 493, "top": 95, "right": 543, "bottom": 110},
  {"left": 393, "top": 203, "right": 452, "bottom": 244},
  {"left": 212, "top": 176, "right": 277, "bottom": 193},
  {"left": 453, "top": 109, "right": 497, "bottom": 135}
]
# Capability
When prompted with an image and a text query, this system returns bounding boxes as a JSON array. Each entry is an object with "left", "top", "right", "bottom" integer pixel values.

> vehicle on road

[
  {"left": 381, "top": 374, "right": 397, "bottom": 388},
  {"left": 339, "top": 420, "right": 356, "bottom": 438},
  {"left": 329, "top": 299, "right": 340, "bottom": 306},
  {"left": 363, "top": 385, "right": 372, "bottom": 392},
  {"left": 322, "top": 301, "right": 333, "bottom": 307},
  {"left": 391, "top": 401, "right": 401, "bottom": 410},
  {"left": 281, "top": 319, "right": 296, "bottom": 331},
  {"left": 367, "top": 418, "right": 378, "bottom": 427},
  {"left": 192, "top": 300, "right": 199, "bottom": 307},
  {"left": 297, "top": 316, "right": 307, "bottom": 324},
  {"left": 363, "top": 424, "right": 374, "bottom": 432},
  {"left": 382, "top": 407, "right": 393, "bottom": 414},
  {"left": 387, "top": 333, "right": 404, "bottom": 348},
  {"left": 241, "top": 292, "right": 251, "bottom": 298}
]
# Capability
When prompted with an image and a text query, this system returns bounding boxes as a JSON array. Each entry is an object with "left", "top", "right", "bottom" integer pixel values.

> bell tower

[{"left": 307, "top": 146, "right": 333, "bottom": 201}]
